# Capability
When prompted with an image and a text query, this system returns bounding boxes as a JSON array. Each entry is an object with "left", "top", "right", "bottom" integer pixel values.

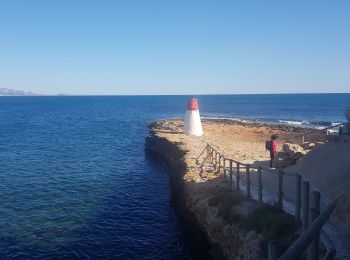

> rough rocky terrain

[{"left": 145, "top": 119, "right": 321, "bottom": 259}]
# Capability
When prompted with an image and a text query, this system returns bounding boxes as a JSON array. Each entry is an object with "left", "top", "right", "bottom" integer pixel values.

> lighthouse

[{"left": 184, "top": 97, "right": 203, "bottom": 136}]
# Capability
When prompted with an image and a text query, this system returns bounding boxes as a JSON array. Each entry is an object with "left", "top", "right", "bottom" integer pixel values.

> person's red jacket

[{"left": 271, "top": 140, "right": 277, "bottom": 154}]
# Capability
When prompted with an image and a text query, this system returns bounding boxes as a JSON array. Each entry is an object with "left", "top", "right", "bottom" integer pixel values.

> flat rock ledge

[{"left": 145, "top": 120, "right": 269, "bottom": 260}]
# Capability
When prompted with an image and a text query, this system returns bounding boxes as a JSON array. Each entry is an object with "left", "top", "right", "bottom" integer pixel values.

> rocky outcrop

[
  {"left": 300, "top": 142, "right": 316, "bottom": 150},
  {"left": 282, "top": 143, "right": 304, "bottom": 157},
  {"left": 145, "top": 130, "right": 266, "bottom": 259},
  {"left": 275, "top": 142, "right": 318, "bottom": 168},
  {"left": 146, "top": 120, "right": 303, "bottom": 259}
]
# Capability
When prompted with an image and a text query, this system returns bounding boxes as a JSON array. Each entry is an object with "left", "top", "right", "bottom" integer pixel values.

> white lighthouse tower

[{"left": 184, "top": 97, "right": 203, "bottom": 136}]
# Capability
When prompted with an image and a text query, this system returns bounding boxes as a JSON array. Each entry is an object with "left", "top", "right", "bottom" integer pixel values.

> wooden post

[
  {"left": 258, "top": 166, "right": 263, "bottom": 204},
  {"left": 224, "top": 158, "right": 228, "bottom": 178},
  {"left": 302, "top": 135, "right": 305, "bottom": 144},
  {"left": 246, "top": 164, "right": 251, "bottom": 198},
  {"left": 229, "top": 160, "right": 233, "bottom": 185},
  {"left": 223, "top": 157, "right": 226, "bottom": 176},
  {"left": 278, "top": 170, "right": 283, "bottom": 208},
  {"left": 214, "top": 151, "right": 218, "bottom": 171},
  {"left": 223, "top": 158, "right": 226, "bottom": 177},
  {"left": 220, "top": 156, "right": 223, "bottom": 175},
  {"left": 302, "top": 181, "right": 310, "bottom": 232},
  {"left": 215, "top": 154, "right": 221, "bottom": 174},
  {"left": 236, "top": 162, "right": 240, "bottom": 191},
  {"left": 217, "top": 155, "right": 220, "bottom": 174},
  {"left": 208, "top": 147, "right": 211, "bottom": 162},
  {"left": 307, "top": 191, "right": 321, "bottom": 260},
  {"left": 268, "top": 241, "right": 280, "bottom": 260},
  {"left": 295, "top": 174, "right": 302, "bottom": 222},
  {"left": 212, "top": 150, "right": 215, "bottom": 168}
]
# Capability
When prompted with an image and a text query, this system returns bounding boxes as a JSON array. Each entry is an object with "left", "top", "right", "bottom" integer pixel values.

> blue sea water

[{"left": 0, "top": 94, "right": 349, "bottom": 259}]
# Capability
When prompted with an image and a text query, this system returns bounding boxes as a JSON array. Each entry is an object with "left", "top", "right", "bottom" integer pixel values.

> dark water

[{"left": 0, "top": 94, "right": 349, "bottom": 258}]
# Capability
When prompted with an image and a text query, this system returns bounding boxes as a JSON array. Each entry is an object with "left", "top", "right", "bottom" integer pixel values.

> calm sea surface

[{"left": 0, "top": 94, "right": 349, "bottom": 258}]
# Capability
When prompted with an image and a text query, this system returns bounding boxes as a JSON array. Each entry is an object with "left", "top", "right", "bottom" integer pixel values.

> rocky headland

[
  {"left": 145, "top": 119, "right": 329, "bottom": 259},
  {"left": 0, "top": 88, "right": 40, "bottom": 96}
]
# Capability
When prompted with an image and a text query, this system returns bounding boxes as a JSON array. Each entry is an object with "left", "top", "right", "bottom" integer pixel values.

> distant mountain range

[{"left": 0, "top": 88, "right": 41, "bottom": 96}]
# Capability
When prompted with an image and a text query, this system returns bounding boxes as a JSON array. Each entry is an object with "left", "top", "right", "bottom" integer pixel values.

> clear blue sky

[{"left": 0, "top": 1, "right": 349, "bottom": 95}]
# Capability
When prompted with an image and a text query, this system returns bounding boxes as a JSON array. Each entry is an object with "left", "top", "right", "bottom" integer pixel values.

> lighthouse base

[{"left": 184, "top": 110, "right": 203, "bottom": 136}]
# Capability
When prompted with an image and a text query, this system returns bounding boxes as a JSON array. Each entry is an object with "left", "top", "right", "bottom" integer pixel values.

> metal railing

[{"left": 196, "top": 143, "right": 337, "bottom": 260}]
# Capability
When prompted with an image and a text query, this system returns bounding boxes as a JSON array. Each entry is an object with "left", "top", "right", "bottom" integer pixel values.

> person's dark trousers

[{"left": 270, "top": 151, "right": 276, "bottom": 168}]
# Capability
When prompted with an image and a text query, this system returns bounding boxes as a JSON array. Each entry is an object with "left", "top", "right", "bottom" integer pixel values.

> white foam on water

[
  {"left": 202, "top": 115, "right": 346, "bottom": 131},
  {"left": 278, "top": 120, "right": 307, "bottom": 126}
]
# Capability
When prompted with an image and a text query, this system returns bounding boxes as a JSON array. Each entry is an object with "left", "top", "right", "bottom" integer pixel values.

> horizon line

[{"left": 1, "top": 92, "right": 350, "bottom": 97}]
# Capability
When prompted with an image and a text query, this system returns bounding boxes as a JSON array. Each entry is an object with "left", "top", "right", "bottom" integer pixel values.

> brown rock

[
  {"left": 290, "top": 151, "right": 307, "bottom": 160},
  {"left": 300, "top": 142, "right": 316, "bottom": 150},
  {"left": 282, "top": 143, "right": 304, "bottom": 157}
]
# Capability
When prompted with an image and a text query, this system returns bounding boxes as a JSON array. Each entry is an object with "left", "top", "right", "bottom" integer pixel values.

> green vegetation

[
  {"left": 208, "top": 189, "right": 241, "bottom": 224},
  {"left": 208, "top": 191, "right": 298, "bottom": 256},
  {"left": 243, "top": 205, "right": 298, "bottom": 254}
]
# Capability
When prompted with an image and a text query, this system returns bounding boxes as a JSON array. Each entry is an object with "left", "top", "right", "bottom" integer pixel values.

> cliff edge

[{"left": 145, "top": 120, "right": 299, "bottom": 259}]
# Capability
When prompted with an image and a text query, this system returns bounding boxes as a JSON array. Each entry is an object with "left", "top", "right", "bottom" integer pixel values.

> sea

[{"left": 0, "top": 94, "right": 349, "bottom": 259}]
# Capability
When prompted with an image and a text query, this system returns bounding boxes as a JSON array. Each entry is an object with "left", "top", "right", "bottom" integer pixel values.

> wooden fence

[{"left": 196, "top": 143, "right": 336, "bottom": 260}]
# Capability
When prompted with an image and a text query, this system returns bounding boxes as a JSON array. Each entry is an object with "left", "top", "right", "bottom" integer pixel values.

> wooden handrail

[
  {"left": 279, "top": 201, "right": 336, "bottom": 260},
  {"left": 206, "top": 144, "right": 302, "bottom": 176},
  {"left": 195, "top": 144, "right": 209, "bottom": 164}
]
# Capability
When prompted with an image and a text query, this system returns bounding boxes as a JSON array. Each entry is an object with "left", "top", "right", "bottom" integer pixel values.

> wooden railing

[{"left": 196, "top": 143, "right": 337, "bottom": 260}]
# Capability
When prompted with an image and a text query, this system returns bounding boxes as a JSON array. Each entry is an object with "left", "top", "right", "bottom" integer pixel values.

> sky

[{"left": 0, "top": 0, "right": 349, "bottom": 95}]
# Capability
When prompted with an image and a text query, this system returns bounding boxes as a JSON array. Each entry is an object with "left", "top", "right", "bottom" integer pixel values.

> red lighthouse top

[{"left": 187, "top": 97, "right": 199, "bottom": 110}]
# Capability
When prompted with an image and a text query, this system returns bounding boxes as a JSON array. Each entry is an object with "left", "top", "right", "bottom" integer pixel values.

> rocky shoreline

[
  {"left": 145, "top": 119, "right": 306, "bottom": 259},
  {"left": 145, "top": 134, "right": 218, "bottom": 259},
  {"left": 145, "top": 129, "right": 262, "bottom": 259}
]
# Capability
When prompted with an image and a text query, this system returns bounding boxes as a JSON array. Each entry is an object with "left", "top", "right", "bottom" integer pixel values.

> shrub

[
  {"left": 208, "top": 190, "right": 241, "bottom": 224},
  {"left": 243, "top": 205, "right": 297, "bottom": 254}
]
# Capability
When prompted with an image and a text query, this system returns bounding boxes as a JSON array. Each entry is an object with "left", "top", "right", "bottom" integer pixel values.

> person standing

[{"left": 266, "top": 134, "right": 277, "bottom": 168}]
